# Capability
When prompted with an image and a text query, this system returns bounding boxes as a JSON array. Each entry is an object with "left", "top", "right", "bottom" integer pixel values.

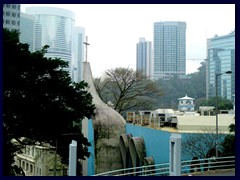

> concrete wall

[
  {"left": 125, "top": 124, "right": 227, "bottom": 164},
  {"left": 126, "top": 124, "right": 171, "bottom": 164}
]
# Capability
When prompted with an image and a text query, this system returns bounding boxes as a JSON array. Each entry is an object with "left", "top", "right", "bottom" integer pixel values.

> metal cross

[{"left": 84, "top": 36, "right": 90, "bottom": 62}]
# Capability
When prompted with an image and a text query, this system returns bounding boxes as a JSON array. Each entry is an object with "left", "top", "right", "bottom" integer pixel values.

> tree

[
  {"left": 182, "top": 128, "right": 225, "bottom": 160},
  {"left": 221, "top": 124, "right": 235, "bottom": 156},
  {"left": 94, "top": 67, "right": 162, "bottom": 116},
  {"left": 3, "top": 29, "right": 95, "bottom": 175},
  {"left": 200, "top": 97, "right": 233, "bottom": 110},
  {"left": 154, "top": 61, "right": 206, "bottom": 109}
]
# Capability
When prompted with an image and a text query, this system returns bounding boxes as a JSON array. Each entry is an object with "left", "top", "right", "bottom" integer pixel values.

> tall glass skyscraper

[
  {"left": 25, "top": 7, "right": 75, "bottom": 75},
  {"left": 153, "top": 21, "right": 186, "bottom": 80},
  {"left": 206, "top": 31, "right": 235, "bottom": 101},
  {"left": 136, "top": 37, "right": 153, "bottom": 79},
  {"left": 72, "top": 26, "right": 85, "bottom": 83},
  {"left": 20, "top": 12, "right": 35, "bottom": 52}
]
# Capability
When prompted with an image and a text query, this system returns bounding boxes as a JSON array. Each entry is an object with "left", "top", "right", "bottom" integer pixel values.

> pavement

[{"left": 187, "top": 168, "right": 235, "bottom": 176}]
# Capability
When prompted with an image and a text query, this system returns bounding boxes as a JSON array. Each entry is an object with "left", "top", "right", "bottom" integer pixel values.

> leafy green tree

[
  {"left": 155, "top": 61, "right": 206, "bottom": 109},
  {"left": 200, "top": 97, "right": 233, "bottom": 110},
  {"left": 94, "top": 67, "right": 162, "bottom": 116},
  {"left": 3, "top": 29, "right": 95, "bottom": 175}
]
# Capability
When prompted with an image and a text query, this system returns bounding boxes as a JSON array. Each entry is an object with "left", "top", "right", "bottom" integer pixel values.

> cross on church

[{"left": 84, "top": 36, "right": 90, "bottom": 62}]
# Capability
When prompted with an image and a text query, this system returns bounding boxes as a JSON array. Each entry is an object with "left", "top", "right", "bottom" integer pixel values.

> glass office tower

[
  {"left": 25, "top": 7, "right": 75, "bottom": 75},
  {"left": 20, "top": 12, "right": 35, "bottom": 52},
  {"left": 206, "top": 31, "right": 235, "bottom": 101}
]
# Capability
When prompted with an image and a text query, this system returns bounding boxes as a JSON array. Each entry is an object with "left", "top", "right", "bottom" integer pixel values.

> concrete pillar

[
  {"left": 68, "top": 140, "right": 77, "bottom": 176},
  {"left": 169, "top": 133, "right": 182, "bottom": 176}
]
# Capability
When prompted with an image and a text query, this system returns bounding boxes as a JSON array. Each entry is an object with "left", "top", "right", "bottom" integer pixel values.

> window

[
  {"left": 6, "top": 11, "right": 10, "bottom": 16},
  {"left": 26, "top": 163, "right": 29, "bottom": 171},
  {"left": 12, "top": 12, "right": 16, "bottom": 17},
  {"left": 6, "top": 20, "right": 10, "bottom": 24},
  {"left": 22, "top": 161, "right": 25, "bottom": 170},
  {"left": 12, "top": 4, "right": 16, "bottom": 9},
  {"left": 11, "top": 20, "right": 16, "bottom": 25},
  {"left": 6, "top": 4, "right": 11, "bottom": 8},
  {"left": 30, "top": 164, "right": 33, "bottom": 173}
]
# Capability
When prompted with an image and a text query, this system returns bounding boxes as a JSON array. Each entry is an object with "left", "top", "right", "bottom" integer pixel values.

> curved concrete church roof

[{"left": 82, "top": 62, "right": 126, "bottom": 174}]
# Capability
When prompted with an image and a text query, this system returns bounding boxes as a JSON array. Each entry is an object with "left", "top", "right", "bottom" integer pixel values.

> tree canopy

[
  {"left": 199, "top": 97, "right": 233, "bottom": 110},
  {"left": 154, "top": 61, "right": 207, "bottom": 109},
  {"left": 3, "top": 29, "right": 95, "bottom": 175},
  {"left": 221, "top": 124, "right": 235, "bottom": 157}
]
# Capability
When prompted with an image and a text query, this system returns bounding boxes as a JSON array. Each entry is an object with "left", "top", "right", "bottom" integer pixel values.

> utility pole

[
  {"left": 215, "top": 71, "right": 232, "bottom": 158},
  {"left": 84, "top": 36, "right": 90, "bottom": 62}
]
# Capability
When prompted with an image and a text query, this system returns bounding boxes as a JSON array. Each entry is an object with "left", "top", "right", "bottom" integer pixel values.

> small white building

[{"left": 178, "top": 94, "right": 195, "bottom": 111}]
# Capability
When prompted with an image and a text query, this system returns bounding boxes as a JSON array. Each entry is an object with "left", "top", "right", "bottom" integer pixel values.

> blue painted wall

[
  {"left": 87, "top": 122, "right": 227, "bottom": 174},
  {"left": 125, "top": 124, "right": 226, "bottom": 164},
  {"left": 126, "top": 124, "right": 171, "bottom": 164},
  {"left": 87, "top": 119, "right": 94, "bottom": 175}
]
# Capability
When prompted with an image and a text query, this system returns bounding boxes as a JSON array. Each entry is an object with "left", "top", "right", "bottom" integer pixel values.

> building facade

[
  {"left": 20, "top": 13, "right": 35, "bottom": 52},
  {"left": 153, "top": 21, "right": 186, "bottom": 80},
  {"left": 178, "top": 94, "right": 195, "bottom": 112},
  {"left": 25, "top": 6, "right": 76, "bottom": 76},
  {"left": 3, "top": 4, "right": 21, "bottom": 31},
  {"left": 72, "top": 26, "right": 85, "bottom": 83},
  {"left": 136, "top": 37, "right": 153, "bottom": 79},
  {"left": 15, "top": 144, "right": 67, "bottom": 176},
  {"left": 206, "top": 31, "right": 235, "bottom": 101}
]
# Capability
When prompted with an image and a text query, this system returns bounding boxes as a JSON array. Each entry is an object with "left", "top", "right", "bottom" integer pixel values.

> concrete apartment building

[
  {"left": 3, "top": 4, "right": 20, "bottom": 31},
  {"left": 136, "top": 37, "right": 153, "bottom": 79},
  {"left": 153, "top": 21, "right": 186, "bottom": 80}
]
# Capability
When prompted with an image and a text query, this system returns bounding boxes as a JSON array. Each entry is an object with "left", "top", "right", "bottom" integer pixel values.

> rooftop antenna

[{"left": 84, "top": 36, "right": 90, "bottom": 62}]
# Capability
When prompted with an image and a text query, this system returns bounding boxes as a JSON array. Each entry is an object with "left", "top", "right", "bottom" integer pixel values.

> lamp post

[{"left": 215, "top": 70, "right": 232, "bottom": 158}]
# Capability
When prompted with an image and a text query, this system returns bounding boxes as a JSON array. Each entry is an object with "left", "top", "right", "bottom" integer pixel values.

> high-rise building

[
  {"left": 72, "top": 26, "right": 85, "bottom": 82},
  {"left": 3, "top": 4, "right": 21, "bottom": 31},
  {"left": 153, "top": 21, "right": 186, "bottom": 80},
  {"left": 206, "top": 31, "right": 235, "bottom": 101},
  {"left": 136, "top": 37, "right": 153, "bottom": 79},
  {"left": 25, "top": 6, "right": 75, "bottom": 76},
  {"left": 20, "top": 13, "right": 35, "bottom": 52}
]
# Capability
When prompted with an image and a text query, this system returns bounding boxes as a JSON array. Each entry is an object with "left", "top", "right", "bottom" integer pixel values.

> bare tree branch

[{"left": 94, "top": 67, "right": 162, "bottom": 116}]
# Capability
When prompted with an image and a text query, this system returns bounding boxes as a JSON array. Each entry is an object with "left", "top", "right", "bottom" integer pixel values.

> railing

[
  {"left": 93, "top": 156, "right": 235, "bottom": 176},
  {"left": 181, "top": 156, "right": 235, "bottom": 176}
]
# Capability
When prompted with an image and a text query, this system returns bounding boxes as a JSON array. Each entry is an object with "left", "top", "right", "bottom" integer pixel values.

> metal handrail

[{"left": 93, "top": 156, "right": 235, "bottom": 176}]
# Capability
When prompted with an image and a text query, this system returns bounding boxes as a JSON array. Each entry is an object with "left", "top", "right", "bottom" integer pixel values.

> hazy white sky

[{"left": 21, "top": 4, "right": 235, "bottom": 77}]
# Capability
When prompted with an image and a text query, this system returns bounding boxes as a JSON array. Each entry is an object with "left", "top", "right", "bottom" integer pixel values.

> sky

[{"left": 21, "top": 4, "right": 235, "bottom": 78}]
